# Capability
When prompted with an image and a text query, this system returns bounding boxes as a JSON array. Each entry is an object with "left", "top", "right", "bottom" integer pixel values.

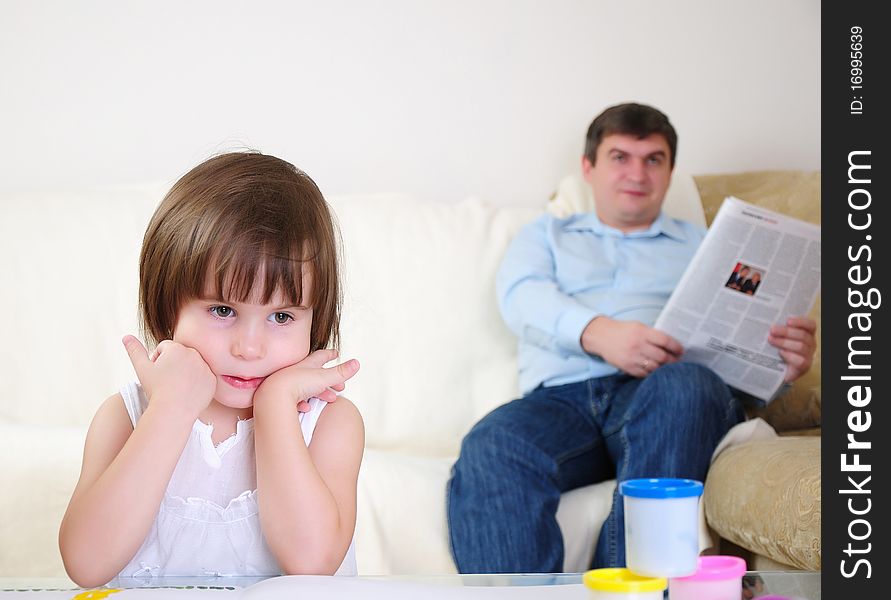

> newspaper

[{"left": 654, "top": 196, "right": 821, "bottom": 403}]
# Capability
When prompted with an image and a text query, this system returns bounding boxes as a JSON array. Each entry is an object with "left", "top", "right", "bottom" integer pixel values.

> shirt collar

[{"left": 565, "top": 210, "right": 689, "bottom": 241}]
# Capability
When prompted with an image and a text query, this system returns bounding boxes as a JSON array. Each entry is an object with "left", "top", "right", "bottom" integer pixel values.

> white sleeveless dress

[{"left": 117, "top": 382, "right": 357, "bottom": 578}]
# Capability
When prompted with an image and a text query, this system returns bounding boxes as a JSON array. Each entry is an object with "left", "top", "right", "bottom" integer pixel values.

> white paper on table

[{"left": 0, "top": 578, "right": 589, "bottom": 600}]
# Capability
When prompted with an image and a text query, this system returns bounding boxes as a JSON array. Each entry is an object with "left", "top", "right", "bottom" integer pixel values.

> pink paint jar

[{"left": 668, "top": 555, "right": 746, "bottom": 600}]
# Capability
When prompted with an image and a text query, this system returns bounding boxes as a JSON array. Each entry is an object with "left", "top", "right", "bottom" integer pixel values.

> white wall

[{"left": 1, "top": 0, "right": 819, "bottom": 207}]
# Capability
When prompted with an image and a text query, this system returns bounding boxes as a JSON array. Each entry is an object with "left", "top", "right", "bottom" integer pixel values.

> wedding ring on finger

[{"left": 640, "top": 359, "right": 651, "bottom": 371}]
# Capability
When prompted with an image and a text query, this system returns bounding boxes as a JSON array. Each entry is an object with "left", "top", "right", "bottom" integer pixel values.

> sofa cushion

[
  {"left": 0, "top": 186, "right": 163, "bottom": 426},
  {"left": 548, "top": 172, "right": 706, "bottom": 227},
  {"left": 329, "top": 194, "right": 540, "bottom": 456},
  {"left": 703, "top": 436, "right": 821, "bottom": 570},
  {"left": 694, "top": 171, "right": 821, "bottom": 431},
  {"left": 356, "top": 448, "right": 615, "bottom": 575},
  {"left": 0, "top": 423, "right": 84, "bottom": 579}
]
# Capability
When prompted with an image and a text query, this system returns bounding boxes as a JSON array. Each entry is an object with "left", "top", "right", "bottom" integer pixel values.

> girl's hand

[
  {"left": 292, "top": 349, "right": 345, "bottom": 412},
  {"left": 122, "top": 335, "right": 216, "bottom": 419},
  {"left": 255, "top": 349, "right": 360, "bottom": 413}
]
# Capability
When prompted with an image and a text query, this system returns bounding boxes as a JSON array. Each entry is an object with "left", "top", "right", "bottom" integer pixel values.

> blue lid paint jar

[{"left": 619, "top": 478, "right": 703, "bottom": 578}]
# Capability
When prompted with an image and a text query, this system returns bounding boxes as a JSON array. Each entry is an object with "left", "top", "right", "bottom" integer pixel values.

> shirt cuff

[{"left": 555, "top": 305, "right": 600, "bottom": 355}]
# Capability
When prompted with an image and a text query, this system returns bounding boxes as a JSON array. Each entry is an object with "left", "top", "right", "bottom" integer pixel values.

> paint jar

[
  {"left": 620, "top": 478, "right": 703, "bottom": 577},
  {"left": 583, "top": 568, "right": 667, "bottom": 599},
  {"left": 668, "top": 555, "right": 746, "bottom": 600}
]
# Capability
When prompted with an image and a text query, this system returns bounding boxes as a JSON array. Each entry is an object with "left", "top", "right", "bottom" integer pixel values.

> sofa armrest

[{"left": 703, "top": 436, "right": 821, "bottom": 570}]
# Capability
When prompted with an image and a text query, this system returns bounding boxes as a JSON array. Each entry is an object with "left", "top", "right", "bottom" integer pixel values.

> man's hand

[
  {"left": 768, "top": 316, "right": 817, "bottom": 383},
  {"left": 580, "top": 316, "right": 683, "bottom": 378},
  {"left": 122, "top": 335, "right": 216, "bottom": 419},
  {"left": 255, "top": 349, "right": 360, "bottom": 414}
]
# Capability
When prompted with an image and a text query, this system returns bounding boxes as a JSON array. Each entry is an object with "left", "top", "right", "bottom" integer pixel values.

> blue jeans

[{"left": 446, "top": 363, "right": 744, "bottom": 573}]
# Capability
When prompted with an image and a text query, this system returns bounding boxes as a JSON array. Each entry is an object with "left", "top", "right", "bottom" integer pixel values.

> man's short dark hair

[{"left": 584, "top": 103, "right": 677, "bottom": 168}]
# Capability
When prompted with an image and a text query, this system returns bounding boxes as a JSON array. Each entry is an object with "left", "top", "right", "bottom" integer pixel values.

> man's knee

[
  {"left": 457, "top": 415, "right": 527, "bottom": 471},
  {"left": 651, "top": 362, "right": 725, "bottom": 390},
  {"left": 455, "top": 409, "right": 556, "bottom": 482},
  {"left": 643, "top": 362, "right": 732, "bottom": 414}
]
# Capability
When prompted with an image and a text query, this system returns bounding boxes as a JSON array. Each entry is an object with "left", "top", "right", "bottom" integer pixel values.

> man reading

[{"left": 447, "top": 103, "right": 817, "bottom": 572}]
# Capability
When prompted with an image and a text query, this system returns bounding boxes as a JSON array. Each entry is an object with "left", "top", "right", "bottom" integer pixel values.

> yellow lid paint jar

[{"left": 583, "top": 568, "right": 667, "bottom": 599}]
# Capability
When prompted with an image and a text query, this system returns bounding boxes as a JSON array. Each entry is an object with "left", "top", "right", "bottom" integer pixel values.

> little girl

[{"left": 59, "top": 153, "right": 364, "bottom": 587}]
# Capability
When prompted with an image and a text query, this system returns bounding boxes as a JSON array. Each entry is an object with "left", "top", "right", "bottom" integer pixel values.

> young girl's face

[{"left": 172, "top": 276, "right": 313, "bottom": 410}]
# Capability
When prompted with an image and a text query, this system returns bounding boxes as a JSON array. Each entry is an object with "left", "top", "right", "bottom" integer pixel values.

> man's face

[{"left": 582, "top": 133, "right": 673, "bottom": 232}]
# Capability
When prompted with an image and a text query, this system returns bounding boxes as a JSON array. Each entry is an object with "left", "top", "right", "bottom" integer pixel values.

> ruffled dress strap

[
  {"left": 120, "top": 381, "right": 148, "bottom": 428},
  {"left": 298, "top": 397, "right": 327, "bottom": 445}
]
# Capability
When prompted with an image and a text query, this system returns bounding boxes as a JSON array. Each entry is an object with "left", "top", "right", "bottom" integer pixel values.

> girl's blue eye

[
  {"left": 270, "top": 312, "right": 293, "bottom": 325},
  {"left": 211, "top": 306, "right": 234, "bottom": 318}
]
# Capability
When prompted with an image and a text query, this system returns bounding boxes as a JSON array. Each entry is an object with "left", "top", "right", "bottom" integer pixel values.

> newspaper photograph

[{"left": 654, "top": 196, "right": 821, "bottom": 403}]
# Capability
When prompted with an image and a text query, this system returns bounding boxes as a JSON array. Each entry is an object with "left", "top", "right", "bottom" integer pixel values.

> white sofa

[{"left": 0, "top": 176, "right": 705, "bottom": 580}]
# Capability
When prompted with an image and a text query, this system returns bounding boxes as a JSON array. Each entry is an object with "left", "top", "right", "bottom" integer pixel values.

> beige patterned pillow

[
  {"left": 694, "top": 171, "right": 821, "bottom": 432},
  {"left": 703, "top": 436, "right": 821, "bottom": 570}
]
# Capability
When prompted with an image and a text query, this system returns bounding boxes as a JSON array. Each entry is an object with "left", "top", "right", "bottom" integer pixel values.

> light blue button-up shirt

[{"left": 496, "top": 210, "right": 706, "bottom": 395}]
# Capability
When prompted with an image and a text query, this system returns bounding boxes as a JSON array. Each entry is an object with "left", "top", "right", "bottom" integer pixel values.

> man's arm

[
  {"left": 496, "top": 217, "right": 599, "bottom": 357},
  {"left": 581, "top": 317, "right": 683, "bottom": 378},
  {"left": 497, "top": 217, "right": 685, "bottom": 377}
]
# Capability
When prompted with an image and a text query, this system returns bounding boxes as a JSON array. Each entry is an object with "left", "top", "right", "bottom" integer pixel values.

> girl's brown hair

[{"left": 139, "top": 152, "right": 340, "bottom": 352}]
